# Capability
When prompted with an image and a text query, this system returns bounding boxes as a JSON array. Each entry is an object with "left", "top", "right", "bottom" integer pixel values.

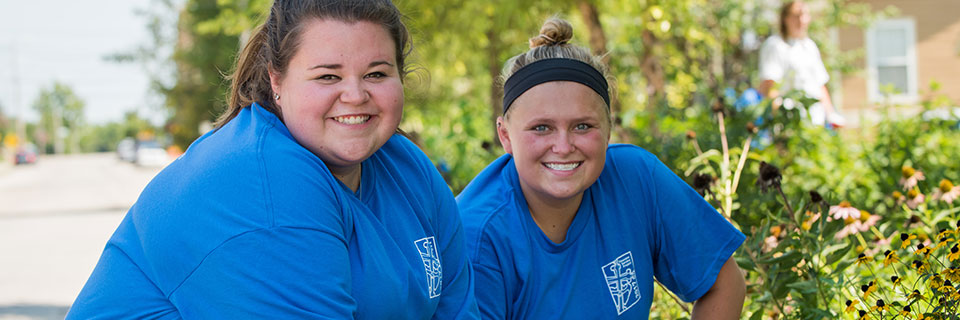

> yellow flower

[
  {"left": 941, "top": 179, "right": 955, "bottom": 193},
  {"left": 858, "top": 309, "right": 871, "bottom": 320},
  {"left": 883, "top": 250, "right": 900, "bottom": 266},
  {"left": 891, "top": 275, "right": 902, "bottom": 288},
  {"left": 844, "top": 299, "right": 857, "bottom": 313},
  {"left": 950, "top": 245, "right": 960, "bottom": 261},
  {"left": 944, "top": 267, "right": 960, "bottom": 283},
  {"left": 908, "top": 289, "right": 926, "bottom": 301},
  {"left": 856, "top": 253, "right": 872, "bottom": 266},
  {"left": 902, "top": 233, "right": 918, "bottom": 249},
  {"left": 938, "top": 280, "right": 955, "bottom": 293},
  {"left": 903, "top": 166, "right": 916, "bottom": 178},
  {"left": 861, "top": 281, "right": 877, "bottom": 300},
  {"left": 871, "top": 299, "right": 889, "bottom": 313},
  {"left": 930, "top": 274, "right": 944, "bottom": 290},
  {"left": 913, "top": 260, "right": 928, "bottom": 273},
  {"left": 937, "top": 228, "right": 953, "bottom": 240},
  {"left": 899, "top": 305, "right": 912, "bottom": 317},
  {"left": 916, "top": 243, "right": 932, "bottom": 258}
]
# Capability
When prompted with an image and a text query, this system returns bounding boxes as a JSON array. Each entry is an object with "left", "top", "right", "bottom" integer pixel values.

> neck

[
  {"left": 520, "top": 185, "right": 584, "bottom": 244},
  {"left": 328, "top": 163, "right": 362, "bottom": 193}
]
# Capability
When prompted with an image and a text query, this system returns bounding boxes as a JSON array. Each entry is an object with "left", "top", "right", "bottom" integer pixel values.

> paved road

[{"left": 0, "top": 153, "right": 167, "bottom": 320}]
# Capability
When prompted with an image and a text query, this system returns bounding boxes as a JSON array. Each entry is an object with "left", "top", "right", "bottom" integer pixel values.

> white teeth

[
  {"left": 334, "top": 115, "right": 370, "bottom": 124},
  {"left": 545, "top": 162, "right": 580, "bottom": 171}
]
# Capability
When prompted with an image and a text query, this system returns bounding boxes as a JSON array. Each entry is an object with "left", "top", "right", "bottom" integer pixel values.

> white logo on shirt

[
  {"left": 415, "top": 236, "right": 442, "bottom": 298},
  {"left": 602, "top": 251, "right": 642, "bottom": 315}
]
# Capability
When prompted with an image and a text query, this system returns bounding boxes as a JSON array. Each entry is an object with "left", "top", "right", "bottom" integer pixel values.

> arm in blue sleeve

[
  {"left": 431, "top": 167, "right": 480, "bottom": 319},
  {"left": 169, "top": 226, "right": 357, "bottom": 319}
]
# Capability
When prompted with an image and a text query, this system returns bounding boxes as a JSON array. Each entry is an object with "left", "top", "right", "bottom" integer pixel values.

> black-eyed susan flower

[
  {"left": 929, "top": 274, "right": 944, "bottom": 290},
  {"left": 949, "top": 245, "right": 960, "bottom": 261},
  {"left": 871, "top": 299, "right": 889, "bottom": 312},
  {"left": 861, "top": 281, "right": 877, "bottom": 300},
  {"left": 916, "top": 243, "right": 932, "bottom": 258},
  {"left": 945, "top": 267, "right": 960, "bottom": 283},
  {"left": 939, "top": 280, "right": 955, "bottom": 293},
  {"left": 891, "top": 275, "right": 902, "bottom": 288},
  {"left": 900, "top": 305, "right": 911, "bottom": 317},
  {"left": 844, "top": 299, "right": 857, "bottom": 313},
  {"left": 913, "top": 260, "right": 928, "bottom": 273},
  {"left": 907, "top": 289, "right": 925, "bottom": 301},
  {"left": 856, "top": 253, "right": 873, "bottom": 266},
  {"left": 936, "top": 228, "right": 952, "bottom": 240},
  {"left": 902, "top": 232, "right": 918, "bottom": 249},
  {"left": 883, "top": 250, "right": 900, "bottom": 266}
]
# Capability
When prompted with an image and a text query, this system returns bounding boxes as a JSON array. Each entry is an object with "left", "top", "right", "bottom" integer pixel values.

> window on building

[{"left": 866, "top": 18, "right": 918, "bottom": 103}]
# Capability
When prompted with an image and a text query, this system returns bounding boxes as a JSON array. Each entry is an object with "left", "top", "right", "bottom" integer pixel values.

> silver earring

[{"left": 274, "top": 93, "right": 280, "bottom": 100}]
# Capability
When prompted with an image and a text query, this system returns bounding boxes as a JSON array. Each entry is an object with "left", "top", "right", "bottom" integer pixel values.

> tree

[{"left": 32, "top": 82, "right": 85, "bottom": 154}]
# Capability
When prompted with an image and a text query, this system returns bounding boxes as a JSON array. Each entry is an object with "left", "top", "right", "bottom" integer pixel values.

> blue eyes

[{"left": 529, "top": 123, "right": 593, "bottom": 133}]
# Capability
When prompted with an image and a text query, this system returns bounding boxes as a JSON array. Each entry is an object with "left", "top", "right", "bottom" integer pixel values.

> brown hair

[
  {"left": 500, "top": 17, "right": 614, "bottom": 123},
  {"left": 217, "top": 0, "right": 411, "bottom": 127}
]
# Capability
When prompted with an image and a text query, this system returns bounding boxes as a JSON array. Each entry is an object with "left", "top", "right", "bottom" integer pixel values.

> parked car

[
  {"left": 14, "top": 143, "right": 38, "bottom": 165},
  {"left": 134, "top": 140, "right": 170, "bottom": 167},
  {"left": 117, "top": 138, "right": 137, "bottom": 162}
]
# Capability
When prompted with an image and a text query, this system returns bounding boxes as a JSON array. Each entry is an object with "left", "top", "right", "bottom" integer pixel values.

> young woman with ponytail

[
  {"left": 68, "top": 1, "right": 478, "bottom": 318},
  {"left": 457, "top": 18, "right": 746, "bottom": 319}
]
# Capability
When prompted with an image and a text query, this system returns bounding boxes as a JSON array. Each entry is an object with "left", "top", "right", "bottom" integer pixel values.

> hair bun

[{"left": 529, "top": 18, "right": 573, "bottom": 48}]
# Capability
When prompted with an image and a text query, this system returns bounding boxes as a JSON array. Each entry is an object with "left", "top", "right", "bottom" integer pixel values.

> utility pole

[{"left": 10, "top": 41, "right": 25, "bottom": 144}]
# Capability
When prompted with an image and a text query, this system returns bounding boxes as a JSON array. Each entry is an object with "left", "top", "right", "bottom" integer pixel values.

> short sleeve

[
  {"left": 649, "top": 159, "right": 745, "bottom": 302},
  {"left": 759, "top": 37, "right": 784, "bottom": 82},
  {"left": 469, "top": 231, "right": 509, "bottom": 320},
  {"left": 170, "top": 226, "right": 357, "bottom": 319}
]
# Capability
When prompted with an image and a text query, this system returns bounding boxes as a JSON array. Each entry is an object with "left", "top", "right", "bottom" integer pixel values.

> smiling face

[
  {"left": 498, "top": 81, "right": 610, "bottom": 204},
  {"left": 270, "top": 19, "right": 403, "bottom": 179}
]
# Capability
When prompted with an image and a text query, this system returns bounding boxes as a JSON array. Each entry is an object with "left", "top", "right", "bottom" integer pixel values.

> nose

[
  {"left": 339, "top": 78, "right": 369, "bottom": 105},
  {"left": 551, "top": 131, "right": 576, "bottom": 155}
]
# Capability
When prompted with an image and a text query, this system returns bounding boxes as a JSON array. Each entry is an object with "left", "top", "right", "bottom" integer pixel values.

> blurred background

[{"left": 1, "top": 0, "right": 958, "bottom": 319}]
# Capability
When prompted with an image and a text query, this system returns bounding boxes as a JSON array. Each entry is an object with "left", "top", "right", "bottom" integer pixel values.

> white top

[{"left": 759, "top": 35, "right": 834, "bottom": 125}]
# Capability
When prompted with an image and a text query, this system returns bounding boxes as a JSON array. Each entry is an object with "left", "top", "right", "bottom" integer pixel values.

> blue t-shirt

[
  {"left": 67, "top": 103, "right": 478, "bottom": 319},
  {"left": 457, "top": 144, "right": 744, "bottom": 319}
]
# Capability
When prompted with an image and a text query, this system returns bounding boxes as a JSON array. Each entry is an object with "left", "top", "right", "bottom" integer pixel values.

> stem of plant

[
  {"left": 717, "top": 112, "right": 733, "bottom": 217},
  {"left": 775, "top": 185, "right": 796, "bottom": 224}
]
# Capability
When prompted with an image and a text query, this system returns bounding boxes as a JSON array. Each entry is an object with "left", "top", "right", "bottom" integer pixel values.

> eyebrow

[{"left": 308, "top": 61, "right": 394, "bottom": 70}]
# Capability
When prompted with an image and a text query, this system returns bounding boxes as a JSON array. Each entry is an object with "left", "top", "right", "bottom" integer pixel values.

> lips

[
  {"left": 332, "top": 114, "right": 371, "bottom": 125},
  {"left": 543, "top": 161, "right": 582, "bottom": 171}
]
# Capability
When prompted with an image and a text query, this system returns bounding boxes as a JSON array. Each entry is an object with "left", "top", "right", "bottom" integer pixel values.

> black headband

[{"left": 502, "top": 58, "right": 610, "bottom": 114}]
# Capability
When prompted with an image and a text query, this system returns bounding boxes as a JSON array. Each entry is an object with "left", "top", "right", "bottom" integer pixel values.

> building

[{"left": 837, "top": 0, "right": 960, "bottom": 124}]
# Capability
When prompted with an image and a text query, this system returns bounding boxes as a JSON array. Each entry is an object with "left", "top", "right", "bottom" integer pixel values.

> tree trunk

[
  {"left": 578, "top": 0, "right": 622, "bottom": 124},
  {"left": 640, "top": 29, "right": 665, "bottom": 139}
]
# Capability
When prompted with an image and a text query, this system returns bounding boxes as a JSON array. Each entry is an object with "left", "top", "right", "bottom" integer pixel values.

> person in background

[
  {"left": 758, "top": 0, "right": 847, "bottom": 127},
  {"left": 66, "top": 0, "right": 478, "bottom": 318},
  {"left": 457, "top": 17, "right": 746, "bottom": 319}
]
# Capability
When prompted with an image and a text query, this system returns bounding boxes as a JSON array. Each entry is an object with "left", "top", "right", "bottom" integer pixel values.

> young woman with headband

[
  {"left": 457, "top": 18, "right": 746, "bottom": 319},
  {"left": 67, "top": 1, "right": 478, "bottom": 318}
]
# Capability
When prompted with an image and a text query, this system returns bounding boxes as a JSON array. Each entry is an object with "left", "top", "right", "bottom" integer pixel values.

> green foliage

[{"left": 31, "top": 82, "right": 85, "bottom": 154}]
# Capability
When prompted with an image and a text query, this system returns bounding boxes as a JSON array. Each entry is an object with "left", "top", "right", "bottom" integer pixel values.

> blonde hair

[{"left": 499, "top": 17, "right": 614, "bottom": 123}]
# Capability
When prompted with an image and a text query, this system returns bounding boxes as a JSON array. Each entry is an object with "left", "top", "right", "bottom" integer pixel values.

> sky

[{"left": 0, "top": 0, "right": 179, "bottom": 126}]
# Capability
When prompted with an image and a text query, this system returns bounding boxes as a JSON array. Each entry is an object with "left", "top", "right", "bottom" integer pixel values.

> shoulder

[
  {"left": 457, "top": 154, "right": 519, "bottom": 257},
  {"left": 603, "top": 144, "right": 661, "bottom": 178},
  {"left": 760, "top": 35, "right": 786, "bottom": 53}
]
